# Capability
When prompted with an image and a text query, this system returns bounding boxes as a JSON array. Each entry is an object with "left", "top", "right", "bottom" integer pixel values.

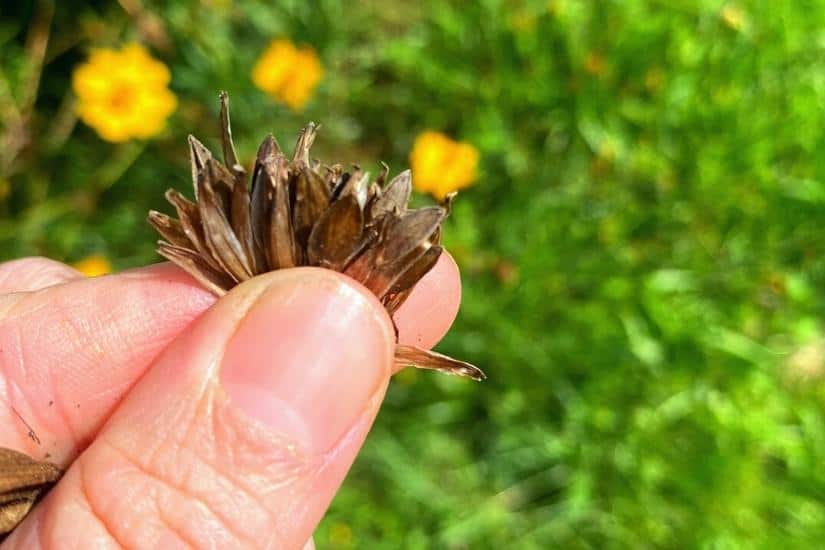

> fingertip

[
  {"left": 0, "top": 257, "right": 82, "bottom": 293},
  {"left": 393, "top": 251, "right": 462, "bottom": 349}
]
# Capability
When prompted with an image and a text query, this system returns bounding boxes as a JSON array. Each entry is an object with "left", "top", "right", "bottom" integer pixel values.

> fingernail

[{"left": 220, "top": 269, "right": 394, "bottom": 453}]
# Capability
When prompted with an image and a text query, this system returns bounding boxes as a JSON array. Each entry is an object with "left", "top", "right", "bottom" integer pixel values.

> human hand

[{"left": 0, "top": 254, "right": 461, "bottom": 549}]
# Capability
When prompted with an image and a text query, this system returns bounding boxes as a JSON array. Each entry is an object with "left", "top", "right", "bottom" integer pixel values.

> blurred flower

[
  {"left": 72, "top": 43, "right": 177, "bottom": 143},
  {"left": 786, "top": 339, "right": 825, "bottom": 382},
  {"left": 721, "top": 4, "right": 746, "bottom": 31},
  {"left": 72, "top": 255, "right": 112, "bottom": 277},
  {"left": 410, "top": 131, "right": 479, "bottom": 199},
  {"left": 252, "top": 39, "right": 323, "bottom": 111},
  {"left": 585, "top": 52, "right": 607, "bottom": 77}
]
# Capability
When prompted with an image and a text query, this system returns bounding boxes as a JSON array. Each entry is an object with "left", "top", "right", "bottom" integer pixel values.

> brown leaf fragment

[
  {"left": 157, "top": 242, "right": 233, "bottom": 295},
  {"left": 394, "top": 345, "right": 486, "bottom": 381},
  {"left": 147, "top": 211, "right": 191, "bottom": 248},
  {"left": 308, "top": 194, "right": 365, "bottom": 270},
  {"left": 0, "top": 447, "right": 62, "bottom": 536}
]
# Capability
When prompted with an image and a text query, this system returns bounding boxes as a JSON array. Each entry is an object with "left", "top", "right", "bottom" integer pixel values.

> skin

[{"left": 0, "top": 253, "right": 462, "bottom": 549}]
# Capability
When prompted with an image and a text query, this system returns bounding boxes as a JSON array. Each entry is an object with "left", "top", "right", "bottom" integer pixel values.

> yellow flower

[
  {"left": 72, "top": 255, "right": 112, "bottom": 277},
  {"left": 72, "top": 43, "right": 177, "bottom": 143},
  {"left": 410, "top": 131, "right": 479, "bottom": 199},
  {"left": 252, "top": 39, "right": 323, "bottom": 111}
]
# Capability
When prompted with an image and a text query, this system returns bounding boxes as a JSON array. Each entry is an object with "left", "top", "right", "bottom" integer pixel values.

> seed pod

[{"left": 150, "top": 92, "right": 485, "bottom": 381}]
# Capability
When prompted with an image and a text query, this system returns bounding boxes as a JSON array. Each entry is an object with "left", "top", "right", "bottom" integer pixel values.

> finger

[
  {"left": 0, "top": 254, "right": 460, "bottom": 467},
  {"left": 0, "top": 257, "right": 82, "bottom": 293},
  {"left": 394, "top": 251, "right": 462, "bottom": 348},
  {"left": 0, "top": 262, "right": 216, "bottom": 464},
  {"left": 7, "top": 269, "right": 394, "bottom": 549}
]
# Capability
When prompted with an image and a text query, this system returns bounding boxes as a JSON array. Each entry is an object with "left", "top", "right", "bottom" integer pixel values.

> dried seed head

[{"left": 149, "top": 92, "right": 484, "bottom": 381}]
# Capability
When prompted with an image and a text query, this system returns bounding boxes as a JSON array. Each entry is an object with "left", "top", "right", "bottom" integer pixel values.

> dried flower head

[{"left": 148, "top": 93, "right": 484, "bottom": 381}]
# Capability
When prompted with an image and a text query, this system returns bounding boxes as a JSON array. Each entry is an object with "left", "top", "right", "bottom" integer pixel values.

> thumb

[{"left": 7, "top": 268, "right": 394, "bottom": 549}]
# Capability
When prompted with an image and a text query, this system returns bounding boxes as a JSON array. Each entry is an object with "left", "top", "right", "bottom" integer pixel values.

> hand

[{"left": 0, "top": 254, "right": 461, "bottom": 549}]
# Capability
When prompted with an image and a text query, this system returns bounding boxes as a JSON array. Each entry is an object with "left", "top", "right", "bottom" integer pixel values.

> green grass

[{"left": 3, "top": 0, "right": 825, "bottom": 547}]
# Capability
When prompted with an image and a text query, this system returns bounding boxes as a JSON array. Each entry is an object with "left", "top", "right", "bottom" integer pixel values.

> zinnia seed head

[{"left": 148, "top": 92, "right": 484, "bottom": 381}]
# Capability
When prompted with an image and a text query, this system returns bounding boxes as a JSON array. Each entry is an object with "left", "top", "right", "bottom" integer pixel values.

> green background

[{"left": 2, "top": 0, "right": 825, "bottom": 547}]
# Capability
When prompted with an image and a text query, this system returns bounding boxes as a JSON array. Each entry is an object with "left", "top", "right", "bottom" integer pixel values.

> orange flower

[
  {"left": 251, "top": 40, "right": 323, "bottom": 111},
  {"left": 72, "top": 255, "right": 112, "bottom": 277},
  {"left": 72, "top": 43, "right": 177, "bottom": 142},
  {"left": 410, "top": 131, "right": 479, "bottom": 199}
]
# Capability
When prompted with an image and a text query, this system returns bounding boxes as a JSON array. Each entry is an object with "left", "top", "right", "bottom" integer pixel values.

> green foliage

[{"left": 3, "top": 0, "right": 825, "bottom": 547}]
